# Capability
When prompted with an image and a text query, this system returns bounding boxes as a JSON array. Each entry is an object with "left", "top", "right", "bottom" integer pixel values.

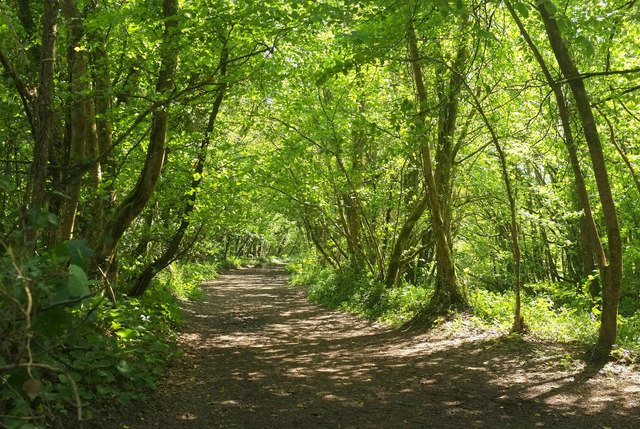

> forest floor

[{"left": 94, "top": 266, "right": 639, "bottom": 428}]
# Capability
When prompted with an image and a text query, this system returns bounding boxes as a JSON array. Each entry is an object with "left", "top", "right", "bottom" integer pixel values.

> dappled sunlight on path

[{"left": 99, "top": 267, "right": 639, "bottom": 428}]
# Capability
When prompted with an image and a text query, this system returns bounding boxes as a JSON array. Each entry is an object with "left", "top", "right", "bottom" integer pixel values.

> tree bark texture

[
  {"left": 406, "top": 22, "right": 465, "bottom": 309},
  {"left": 93, "top": 0, "right": 180, "bottom": 278},
  {"left": 536, "top": 0, "right": 623, "bottom": 358},
  {"left": 27, "top": 0, "right": 58, "bottom": 223},
  {"left": 56, "top": 0, "right": 88, "bottom": 243}
]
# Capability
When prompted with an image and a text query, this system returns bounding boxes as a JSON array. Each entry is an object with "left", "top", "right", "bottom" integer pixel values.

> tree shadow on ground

[{"left": 94, "top": 267, "right": 640, "bottom": 429}]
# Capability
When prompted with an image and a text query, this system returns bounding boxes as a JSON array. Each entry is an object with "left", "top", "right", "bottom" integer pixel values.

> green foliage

[
  {"left": 293, "top": 260, "right": 640, "bottom": 359},
  {"left": 469, "top": 283, "right": 640, "bottom": 357},
  {"left": 48, "top": 291, "right": 184, "bottom": 412},
  {"left": 291, "top": 261, "right": 431, "bottom": 325},
  {"left": 0, "top": 234, "right": 187, "bottom": 426},
  {"left": 156, "top": 262, "right": 219, "bottom": 301},
  {"left": 1, "top": 0, "right": 640, "bottom": 424},
  {"left": 470, "top": 287, "right": 598, "bottom": 343}
]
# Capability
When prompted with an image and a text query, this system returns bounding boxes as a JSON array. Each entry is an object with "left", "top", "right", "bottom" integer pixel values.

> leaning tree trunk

[
  {"left": 129, "top": 46, "right": 229, "bottom": 297},
  {"left": 505, "top": 0, "right": 604, "bottom": 300},
  {"left": 91, "top": 0, "right": 180, "bottom": 282},
  {"left": 536, "top": 1, "right": 623, "bottom": 360}
]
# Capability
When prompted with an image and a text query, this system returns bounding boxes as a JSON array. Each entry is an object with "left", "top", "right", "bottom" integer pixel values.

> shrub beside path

[{"left": 97, "top": 266, "right": 639, "bottom": 428}]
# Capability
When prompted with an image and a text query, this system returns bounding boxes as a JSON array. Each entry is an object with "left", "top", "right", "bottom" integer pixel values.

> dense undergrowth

[
  {"left": 0, "top": 247, "right": 290, "bottom": 429},
  {"left": 288, "top": 261, "right": 640, "bottom": 361},
  {"left": 0, "top": 244, "right": 219, "bottom": 429}
]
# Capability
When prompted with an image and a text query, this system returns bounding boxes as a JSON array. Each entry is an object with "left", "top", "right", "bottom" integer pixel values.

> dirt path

[{"left": 99, "top": 266, "right": 639, "bottom": 428}]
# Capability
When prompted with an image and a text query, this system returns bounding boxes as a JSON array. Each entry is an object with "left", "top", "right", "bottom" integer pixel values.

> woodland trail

[{"left": 98, "top": 266, "right": 639, "bottom": 428}]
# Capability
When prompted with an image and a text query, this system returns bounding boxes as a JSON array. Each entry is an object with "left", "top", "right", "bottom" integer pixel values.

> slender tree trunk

[
  {"left": 407, "top": 23, "right": 465, "bottom": 309},
  {"left": 92, "top": 0, "right": 180, "bottom": 279},
  {"left": 507, "top": 1, "right": 604, "bottom": 297},
  {"left": 129, "top": 47, "right": 229, "bottom": 297},
  {"left": 87, "top": 12, "right": 115, "bottom": 251},
  {"left": 56, "top": 0, "right": 88, "bottom": 243},
  {"left": 537, "top": 0, "right": 622, "bottom": 359},
  {"left": 26, "top": 0, "right": 59, "bottom": 248},
  {"left": 465, "top": 85, "right": 524, "bottom": 333},
  {"left": 345, "top": 82, "right": 366, "bottom": 271}
]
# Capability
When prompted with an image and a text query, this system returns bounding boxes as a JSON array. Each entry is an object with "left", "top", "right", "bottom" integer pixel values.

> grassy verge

[
  {"left": 287, "top": 262, "right": 430, "bottom": 326},
  {"left": 289, "top": 261, "right": 640, "bottom": 362}
]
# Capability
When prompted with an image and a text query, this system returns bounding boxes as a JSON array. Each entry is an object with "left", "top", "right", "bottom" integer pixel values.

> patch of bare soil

[{"left": 94, "top": 266, "right": 639, "bottom": 428}]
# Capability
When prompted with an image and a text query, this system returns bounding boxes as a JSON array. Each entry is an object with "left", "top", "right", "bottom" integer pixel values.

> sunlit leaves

[
  {"left": 513, "top": 2, "right": 530, "bottom": 18},
  {"left": 575, "top": 34, "right": 594, "bottom": 58}
]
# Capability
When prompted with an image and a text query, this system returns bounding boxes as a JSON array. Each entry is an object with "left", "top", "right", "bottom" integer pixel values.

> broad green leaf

[
  {"left": 539, "top": 0, "right": 558, "bottom": 15},
  {"left": 117, "top": 360, "right": 132, "bottom": 376},
  {"left": 514, "top": 2, "right": 529, "bottom": 18},
  {"left": 576, "top": 35, "right": 594, "bottom": 57},
  {"left": 68, "top": 264, "right": 90, "bottom": 297},
  {"left": 116, "top": 328, "right": 138, "bottom": 339},
  {"left": 66, "top": 239, "right": 94, "bottom": 268}
]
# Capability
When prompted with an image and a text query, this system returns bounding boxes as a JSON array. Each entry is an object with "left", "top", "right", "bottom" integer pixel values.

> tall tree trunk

[
  {"left": 56, "top": 0, "right": 88, "bottom": 243},
  {"left": 91, "top": 0, "right": 180, "bottom": 281},
  {"left": 129, "top": 46, "right": 229, "bottom": 297},
  {"left": 506, "top": 0, "right": 604, "bottom": 296},
  {"left": 346, "top": 97, "right": 365, "bottom": 271},
  {"left": 525, "top": 1, "right": 623, "bottom": 359},
  {"left": 25, "top": 0, "right": 59, "bottom": 248},
  {"left": 86, "top": 8, "right": 116, "bottom": 250},
  {"left": 466, "top": 85, "right": 524, "bottom": 333},
  {"left": 432, "top": 23, "right": 467, "bottom": 305},
  {"left": 407, "top": 23, "right": 465, "bottom": 309}
]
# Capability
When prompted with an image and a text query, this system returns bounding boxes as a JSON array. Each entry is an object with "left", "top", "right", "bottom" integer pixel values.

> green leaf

[
  {"left": 66, "top": 239, "right": 94, "bottom": 268},
  {"left": 514, "top": 2, "right": 529, "bottom": 18},
  {"left": 116, "top": 328, "right": 138, "bottom": 339},
  {"left": 116, "top": 360, "right": 132, "bottom": 376},
  {"left": 68, "top": 264, "right": 90, "bottom": 297},
  {"left": 478, "top": 28, "right": 499, "bottom": 44},
  {"left": 349, "top": 30, "right": 369, "bottom": 44},
  {"left": 576, "top": 35, "right": 594, "bottom": 57},
  {"left": 539, "top": 0, "right": 558, "bottom": 15}
]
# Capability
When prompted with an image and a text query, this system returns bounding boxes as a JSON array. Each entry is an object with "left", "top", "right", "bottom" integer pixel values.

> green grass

[
  {"left": 289, "top": 262, "right": 431, "bottom": 326},
  {"left": 469, "top": 284, "right": 640, "bottom": 360},
  {"left": 290, "top": 261, "right": 640, "bottom": 360},
  {"left": 157, "top": 261, "right": 219, "bottom": 300}
]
